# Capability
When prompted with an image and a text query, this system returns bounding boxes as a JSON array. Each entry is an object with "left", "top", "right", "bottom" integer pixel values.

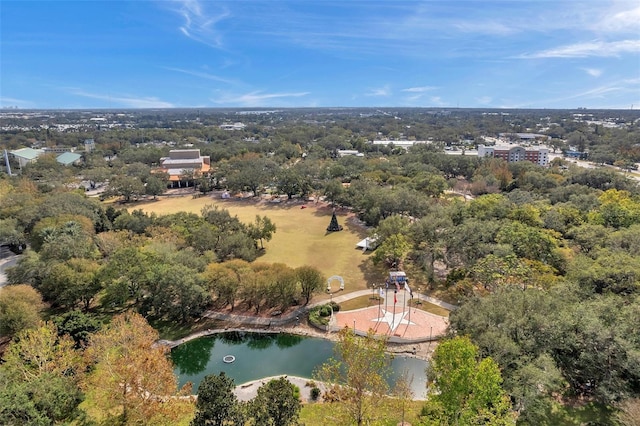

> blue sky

[{"left": 1, "top": 1, "right": 639, "bottom": 109}]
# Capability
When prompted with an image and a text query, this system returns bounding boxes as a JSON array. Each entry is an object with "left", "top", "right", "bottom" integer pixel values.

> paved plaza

[{"left": 333, "top": 294, "right": 448, "bottom": 340}]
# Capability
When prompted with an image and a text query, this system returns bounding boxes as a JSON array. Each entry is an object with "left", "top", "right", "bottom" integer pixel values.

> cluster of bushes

[{"left": 308, "top": 302, "right": 340, "bottom": 327}]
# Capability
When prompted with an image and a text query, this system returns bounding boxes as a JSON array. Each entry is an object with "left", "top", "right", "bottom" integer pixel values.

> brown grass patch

[{"left": 130, "top": 195, "right": 378, "bottom": 292}]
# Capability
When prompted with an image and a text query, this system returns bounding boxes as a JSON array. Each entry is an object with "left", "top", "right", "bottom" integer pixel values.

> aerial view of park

[{"left": 2, "top": 0, "right": 640, "bottom": 425}]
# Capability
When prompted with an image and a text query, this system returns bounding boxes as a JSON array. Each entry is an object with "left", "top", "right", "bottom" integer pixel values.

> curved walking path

[
  {"left": 320, "top": 289, "right": 457, "bottom": 311},
  {"left": 161, "top": 290, "right": 456, "bottom": 348}
]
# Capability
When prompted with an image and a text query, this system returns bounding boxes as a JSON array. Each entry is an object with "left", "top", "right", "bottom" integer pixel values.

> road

[
  {"left": 0, "top": 247, "right": 20, "bottom": 287},
  {"left": 0, "top": 253, "right": 20, "bottom": 288}
]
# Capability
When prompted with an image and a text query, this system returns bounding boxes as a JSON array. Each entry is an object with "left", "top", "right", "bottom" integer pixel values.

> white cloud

[
  {"left": 405, "top": 95, "right": 422, "bottom": 102},
  {"left": 164, "top": 67, "right": 239, "bottom": 85},
  {"left": 366, "top": 86, "right": 391, "bottom": 97},
  {"left": 212, "top": 91, "right": 310, "bottom": 106},
  {"left": 536, "top": 78, "right": 640, "bottom": 106},
  {"left": 170, "top": 0, "right": 231, "bottom": 48},
  {"left": 401, "top": 86, "right": 437, "bottom": 93},
  {"left": 69, "top": 89, "right": 174, "bottom": 108},
  {"left": 517, "top": 39, "right": 640, "bottom": 58},
  {"left": 597, "top": 5, "right": 640, "bottom": 33},
  {"left": 583, "top": 68, "right": 603, "bottom": 77},
  {"left": 452, "top": 21, "right": 517, "bottom": 36},
  {"left": 476, "top": 96, "right": 493, "bottom": 105}
]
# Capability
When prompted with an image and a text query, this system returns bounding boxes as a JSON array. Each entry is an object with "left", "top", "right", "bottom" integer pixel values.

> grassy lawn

[
  {"left": 300, "top": 400, "right": 424, "bottom": 425},
  {"left": 408, "top": 299, "right": 450, "bottom": 317},
  {"left": 132, "top": 195, "right": 379, "bottom": 293},
  {"left": 299, "top": 400, "right": 615, "bottom": 425},
  {"left": 539, "top": 401, "right": 615, "bottom": 425},
  {"left": 338, "top": 295, "right": 450, "bottom": 317},
  {"left": 338, "top": 294, "right": 385, "bottom": 311}
]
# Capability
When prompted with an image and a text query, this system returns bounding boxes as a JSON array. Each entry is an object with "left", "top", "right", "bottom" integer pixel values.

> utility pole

[
  {"left": 392, "top": 290, "right": 397, "bottom": 333},
  {"left": 3, "top": 150, "right": 12, "bottom": 176}
]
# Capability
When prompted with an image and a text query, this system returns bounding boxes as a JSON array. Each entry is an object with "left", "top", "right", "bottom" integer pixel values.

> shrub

[
  {"left": 310, "top": 386, "right": 321, "bottom": 401},
  {"left": 308, "top": 306, "right": 329, "bottom": 326}
]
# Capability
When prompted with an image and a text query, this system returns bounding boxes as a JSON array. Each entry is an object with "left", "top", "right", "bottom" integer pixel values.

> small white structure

[
  {"left": 337, "top": 150, "right": 364, "bottom": 157},
  {"left": 356, "top": 236, "right": 379, "bottom": 252},
  {"left": 371, "top": 140, "right": 428, "bottom": 150},
  {"left": 219, "top": 122, "right": 246, "bottom": 131},
  {"left": 327, "top": 275, "right": 345, "bottom": 292}
]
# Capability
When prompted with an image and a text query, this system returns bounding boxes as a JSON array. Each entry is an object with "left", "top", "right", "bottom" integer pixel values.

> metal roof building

[
  {"left": 9, "top": 147, "right": 44, "bottom": 168},
  {"left": 56, "top": 152, "right": 83, "bottom": 166}
]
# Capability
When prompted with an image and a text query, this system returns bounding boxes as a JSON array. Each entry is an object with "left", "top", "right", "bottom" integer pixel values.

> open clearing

[{"left": 130, "top": 194, "right": 385, "bottom": 295}]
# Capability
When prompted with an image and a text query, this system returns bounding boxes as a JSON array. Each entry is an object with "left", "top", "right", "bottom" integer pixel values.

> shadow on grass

[
  {"left": 540, "top": 401, "right": 614, "bottom": 426},
  {"left": 358, "top": 257, "right": 388, "bottom": 288},
  {"left": 149, "top": 317, "right": 223, "bottom": 341}
]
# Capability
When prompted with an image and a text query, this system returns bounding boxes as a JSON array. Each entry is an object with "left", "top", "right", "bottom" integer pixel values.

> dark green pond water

[{"left": 171, "top": 332, "right": 428, "bottom": 398}]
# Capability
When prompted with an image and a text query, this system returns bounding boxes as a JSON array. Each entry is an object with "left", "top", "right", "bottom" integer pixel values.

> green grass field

[
  {"left": 131, "top": 195, "right": 384, "bottom": 294},
  {"left": 300, "top": 399, "right": 424, "bottom": 425},
  {"left": 339, "top": 295, "right": 450, "bottom": 317}
]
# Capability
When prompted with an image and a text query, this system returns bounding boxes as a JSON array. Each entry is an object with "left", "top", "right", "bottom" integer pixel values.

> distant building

[
  {"left": 158, "top": 149, "right": 211, "bottom": 185},
  {"left": 56, "top": 152, "right": 83, "bottom": 166},
  {"left": 9, "top": 147, "right": 44, "bottom": 169},
  {"left": 371, "top": 140, "right": 428, "bottom": 150},
  {"left": 337, "top": 150, "right": 364, "bottom": 157},
  {"left": 219, "top": 122, "right": 246, "bottom": 131},
  {"left": 478, "top": 144, "right": 549, "bottom": 166},
  {"left": 498, "top": 133, "right": 548, "bottom": 142},
  {"left": 565, "top": 150, "right": 588, "bottom": 160},
  {"left": 42, "top": 146, "right": 73, "bottom": 154},
  {"left": 84, "top": 138, "right": 96, "bottom": 152}
]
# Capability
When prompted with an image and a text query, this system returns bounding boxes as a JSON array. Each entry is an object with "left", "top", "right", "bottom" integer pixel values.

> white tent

[{"left": 356, "top": 236, "right": 379, "bottom": 252}]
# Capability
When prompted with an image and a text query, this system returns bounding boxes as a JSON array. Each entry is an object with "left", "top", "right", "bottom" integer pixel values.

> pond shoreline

[
  {"left": 170, "top": 329, "right": 431, "bottom": 401},
  {"left": 159, "top": 320, "right": 437, "bottom": 362}
]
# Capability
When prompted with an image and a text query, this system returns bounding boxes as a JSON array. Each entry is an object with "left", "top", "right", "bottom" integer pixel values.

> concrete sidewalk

[
  {"left": 311, "top": 288, "right": 457, "bottom": 311},
  {"left": 233, "top": 375, "right": 326, "bottom": 402},
  {"left": 202, "top": 289, "right": 456, "bottom": 332}
]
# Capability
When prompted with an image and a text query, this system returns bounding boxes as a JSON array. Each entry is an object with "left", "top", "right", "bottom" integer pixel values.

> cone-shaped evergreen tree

[{"left": 327, "top": 211, "right": 343, "bottom": 232}]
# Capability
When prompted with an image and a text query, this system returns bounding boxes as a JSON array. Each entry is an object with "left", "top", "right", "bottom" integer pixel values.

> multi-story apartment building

[{"left": 477, "top": 144, "right": 549, "bottom": 166}]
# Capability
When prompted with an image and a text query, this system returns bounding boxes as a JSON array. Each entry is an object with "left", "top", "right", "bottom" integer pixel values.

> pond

[{"left": 172, "top": 331, "right": 428, "bottom": 398}]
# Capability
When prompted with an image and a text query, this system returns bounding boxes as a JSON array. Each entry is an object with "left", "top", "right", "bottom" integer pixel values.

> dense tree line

[
  {"left": 2, "top": 108, "right": 640, "bottom": 424},
  {"left": 1, "top": 174, "right": 329, "bottom": 326}
]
